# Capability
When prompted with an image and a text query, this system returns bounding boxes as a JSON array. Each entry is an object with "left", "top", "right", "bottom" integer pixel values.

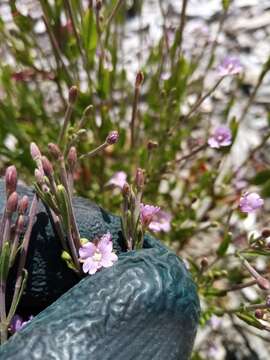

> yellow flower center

[{"left": 93, "top": 250, "right": 102, "bottom": 262}]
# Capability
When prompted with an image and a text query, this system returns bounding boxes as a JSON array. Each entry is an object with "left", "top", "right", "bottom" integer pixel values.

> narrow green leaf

[
  {"left": 236, "top": 311, "right": 265, "bottom": 330},
  {"left": 0, "top": 242, "right": 11, "bottom": 282},
  {"left": 217, "top": 232, "right": 232, "bottom": 257}
]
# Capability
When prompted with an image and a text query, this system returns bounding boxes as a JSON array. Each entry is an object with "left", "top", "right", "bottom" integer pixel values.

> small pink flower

[
  {"left": 79, "top": 233, "right": 118, "bottom": 275},
  {"left": 10, "top": 315, "right": 33, "bottom": 334},
  {"left": 148, "top": 210, "right": 172, "bottom": 233},
  {"left": 107, "top": 171, "right": 127, "bottom": 189},
  {"left": 140, "top": 204, "right": 160, "bottom": 227},
  {"left": 208, "top": 125, "right": 232, "bottom": 149},
  {"left": 239, "top": 192, "right": 264, "bottom": 213},
  {"left": 217, "top": 57, "right": 243, "bottom": 77}
]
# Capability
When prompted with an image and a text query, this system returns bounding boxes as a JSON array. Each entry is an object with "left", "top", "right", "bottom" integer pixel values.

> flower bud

[
  {"left": 135, "top": 168, "right": 144, "bottom": 190},
  {"left": 41, "top": 156, "right": 54, "bottom": 176},
  {"left": 200, "top": 257, "right": 209, "bottom": 269},
  {"left": 255, "top": 309, "right": 264, "bottom": 319},
  {"left": 5, "top": 166, "right": 17, "bottom": 196},
  {"left": 17, "top": 215, "right": 25, "bottom": 232},
  {"left": 122, "top": 182, "right": 130, "bottom": 196},
  {"left": 96, "top": 0, "right": 102, "bottom": 11},
  {"left": 68, "top": 86, "right": 78, "bottom": 104},
  {"left": 106, "top": 130, "right": 119, "bottom": 145},
  {"left": 256, "top": 276, "right": 270, "bottom": 291},
  {"left": 30, "top": 142, "right": 41, "bottom": 160},
  {"left": 84, "top": 104, "right": 93, "bottom": 116},
  {"left": 261, "top": 228, "right": 270, "bottom": 238},
  {"left": 6, "top": 192, "right": 18, "bottom": 214},
  {"left": 18, "top": 195, "right": 29, "bottom": 215},
  {"left": 67, "top": 147, "right": 77, "bottom": 171},
  {"left": 35, "top": 169, "right": 44, "bottom": 184},
  {"left": 43, "top": 184, "right": 51, "bottom": 193},
  {"left": 77, "top": 129, "right": 87, "bottom": 136},
  {"left": 48, "top": 143, "right": 61, "bottom": 160},
  {"left": 135, "top": 71, "right": 144, "bottom": 88}
]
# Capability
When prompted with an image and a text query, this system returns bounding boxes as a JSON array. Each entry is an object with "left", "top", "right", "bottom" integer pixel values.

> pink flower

[
  {"left": 140, "top": 204, "right": 160, "bottom": 227},
  {"left": 208, "top": 125, "right": 232, "bottom": 148},
  {"left": 217, "top": 57, "right": 243, "bottom": 77},
  {"left": 79, "top": 233, "right": 118, "bottom": 275},
  {"left": 10, "top": 315, "right": 33, "bottom": 334},
  {"left": 107, "top": 171, "right": 127, "bottom": 189},
  {"left": 239, "top": 192, "right": 264, "bottom": 213},
  {"left": 148, "top": 210, "right": 172, "bottom": 233}
]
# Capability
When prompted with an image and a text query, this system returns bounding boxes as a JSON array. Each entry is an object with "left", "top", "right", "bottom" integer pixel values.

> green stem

[
  {"left": 106, "top": 0, "right": 124, "bottom": 28},
  {"left": 79, "top": 142, "right": 108, "bottom": 160},
  {"left": 58, "top": 103, "right": 74, "bottom": 146},
  {"left": 64, "top": 0, "right": 91, "bottom": 84},
  {"left": 130, "top": 85, "right": 140, "bottom": 148}
]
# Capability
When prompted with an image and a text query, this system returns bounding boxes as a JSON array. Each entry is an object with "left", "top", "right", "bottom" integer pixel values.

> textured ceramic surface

[{"left": 0, "top": 181, "right": 200, "bottom": 359}]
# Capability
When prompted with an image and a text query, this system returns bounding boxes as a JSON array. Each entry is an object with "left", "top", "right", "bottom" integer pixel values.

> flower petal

[
  {"left": 98, "top": 233, "right": 113, "bottom": 254},
  {"left": 101, "top": 252, "right": 118, "bottom": 268},
  {"left": 79, "top": 242, "right": 96, "bottom": 259},
  {"left": 82, "top": 258, "right": 98, "bottom": 275}
]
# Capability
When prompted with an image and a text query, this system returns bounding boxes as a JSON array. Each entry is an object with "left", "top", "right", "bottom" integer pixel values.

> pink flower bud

[
  {"left": 67, "top": 147, "right": 77, "bottom": 170},
  {"left": 35, "top": 169, "right": 44, "bottom": 184},
  {"left": 5, "top": 165, "right": 17, "bottom": 196},
  {"left": 255, "top": 309, "right": 264, "bottom": 319},
  {"left": 6, "top": 192, "right": 18, "bottom": 214},
  {"left": 30, "top": 142, "right": 42, "bottom": 160},
  {"left": 106, "top": 131, "right": 119, "bottom": 145},
  {"left": 18, "top": 195, "right": 29, "bottom": 215},
  {"left": 243, "top": 258, "right": 270, "bottom": 290},
  {"left": 48, "top": 143, "right": 61, "bottom": 160},
  {"left": 256, "top": 276, "right": 270, "bottom": 291},
  {"left": 122, "top": 182, "right": 130, "bottom": 196},
  {"left": 135, "top": 168, "right": 144, "bottom": 189},
  {"left": 41, "top": 156, "right": 54, "bottom": 176},
  {"left": 17, "top": 215, "right": 25, "bottom": 232},
  {"left": 69, "top": 86, "right": 78, "bottom": 104}
]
